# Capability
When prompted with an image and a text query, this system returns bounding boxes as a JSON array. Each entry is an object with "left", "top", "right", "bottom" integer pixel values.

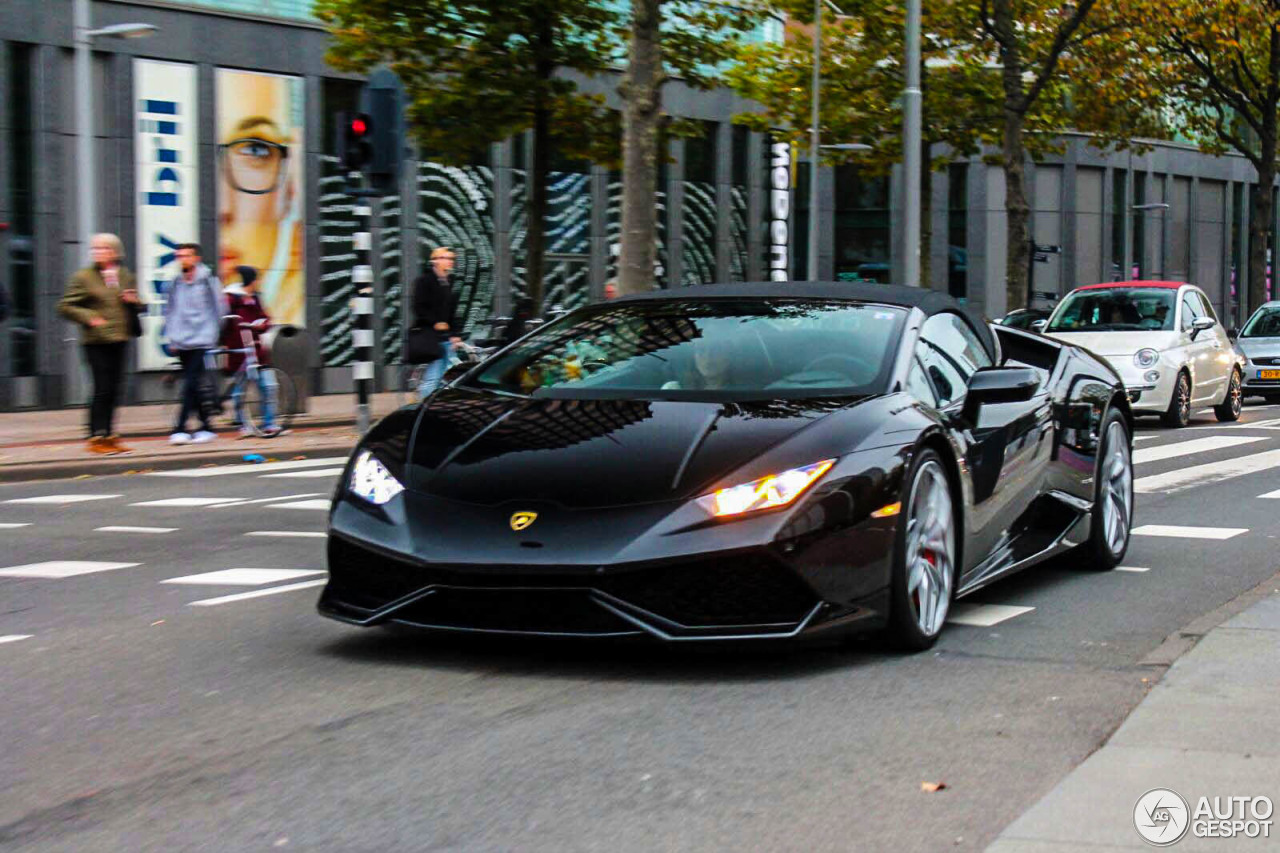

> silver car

[{"left": 1235, "top": 300, "right": 1280, "bottom": 402}]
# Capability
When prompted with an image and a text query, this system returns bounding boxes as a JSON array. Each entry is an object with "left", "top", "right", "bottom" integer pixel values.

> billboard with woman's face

[{"left": 216, "top": 69, "right": 306, "bottom": 326}]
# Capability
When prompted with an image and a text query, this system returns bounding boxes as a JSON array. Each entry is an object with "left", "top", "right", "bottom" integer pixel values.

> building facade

[{"left": 0, "top": 0, "right": 1273, "bottom": 411}]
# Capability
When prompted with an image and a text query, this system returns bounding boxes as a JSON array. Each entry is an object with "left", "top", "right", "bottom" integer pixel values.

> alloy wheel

[
  {"left": 904, "top": 460, "right": 955, "bottom": 637},
  {"left": 1176, "top": 375, "right": 1191, "bottom": 423},
  {"left": 1228, "top": 372, "right": 1242, "bottom": 418},
  {"left": 1099, "top": 421, "right": 1133, "bottom": 557}
]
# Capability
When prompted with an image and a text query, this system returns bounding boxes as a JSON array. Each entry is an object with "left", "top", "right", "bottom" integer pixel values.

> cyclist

[
  {"left": 166, "top": 243, "right": 227, "bottom": 445},
  {"left": 225, "top": 265, "right": 282, "bottom": 438}
]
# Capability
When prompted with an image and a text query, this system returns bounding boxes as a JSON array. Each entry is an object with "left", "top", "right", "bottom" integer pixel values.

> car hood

[
  {"left": 1237, "top": 337, "right": 1280, "bottom": 359},
  {"left": 1045, "top": 330, "right": 1182, "bottom": 357},
  {"left": 405, "top": 388, "right": 863, "bottom": 509}
]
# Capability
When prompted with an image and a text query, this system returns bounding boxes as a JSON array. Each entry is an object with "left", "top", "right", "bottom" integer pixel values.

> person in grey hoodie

[{"left": 164, "top": 243, "right": 228, "bottom": 444}]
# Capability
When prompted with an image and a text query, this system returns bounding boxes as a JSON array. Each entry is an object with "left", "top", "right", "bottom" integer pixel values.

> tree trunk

[
  {"left": 1002, "top": 105, "right": 1030, "bottom": 312},
  {"left": 921, "top": 143, "right": 933, "bottom": 290},
  {"left": 1249, "top": 150, "right": 1275, "bottom": 317},
  {"left": 618, "top": 0, "right": 663, "bottom": 296}
]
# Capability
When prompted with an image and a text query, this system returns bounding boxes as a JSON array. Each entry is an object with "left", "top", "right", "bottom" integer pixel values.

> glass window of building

[
  {"left": 1132, "top": 172, "right": 1146, "bottom": 279},
  {"left": 948, "top": 163, "right": 968, "bottom": 299},
  {"left": 7, "top": 43, "right": 36, "bottom": 377},
  {"left": 681, "top": 122, "right": 718, "bottom": 286},
  {"left": 834, "top": 165, "right": 890, "bottom": 283},
  {"left": 1111, "top": 169, "right": 1127, "bottom": 281}
]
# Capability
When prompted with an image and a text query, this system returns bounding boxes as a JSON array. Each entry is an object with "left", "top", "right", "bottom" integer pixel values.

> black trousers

[
  {"left": 83, "top": 342, "right": 127, "bottom": 438},
  {"left": 175, "top": 348, "right": 213, "bottom": 433}
]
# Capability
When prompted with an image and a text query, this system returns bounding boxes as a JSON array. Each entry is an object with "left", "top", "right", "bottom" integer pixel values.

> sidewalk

[
  {"left": 0, "top": 392, "right": 409, "bottom": 482},
  {"left": 986, "top": 573, "right": 1280, "bottom": 851}
]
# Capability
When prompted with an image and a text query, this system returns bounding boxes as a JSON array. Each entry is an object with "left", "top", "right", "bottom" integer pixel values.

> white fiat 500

[{"left": 1039, "top": 281, "right": 1245, "bottom": 427}]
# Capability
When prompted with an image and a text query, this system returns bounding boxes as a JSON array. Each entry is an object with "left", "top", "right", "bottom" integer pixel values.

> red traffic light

[{"left": 351, "top": 117, "right": 368, "bottom": 135}]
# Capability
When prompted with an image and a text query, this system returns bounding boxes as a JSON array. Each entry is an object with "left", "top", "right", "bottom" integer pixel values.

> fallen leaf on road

[
  {"left": 921, "top": 782, "right": 947, "bottom": 792},
  {"left": 73, "top": 474, "right": 92, "bottom": 479},
  {"left": 292, "top": 456, "right": 307, "bottom": 460},
  {"left": 151, "top": 620, "right": 165, "bottom": 627}
]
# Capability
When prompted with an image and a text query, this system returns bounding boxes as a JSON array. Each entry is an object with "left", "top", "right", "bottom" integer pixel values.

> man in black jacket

[{"left": 412, "top": 246, "right": 461, "bottom": 396}]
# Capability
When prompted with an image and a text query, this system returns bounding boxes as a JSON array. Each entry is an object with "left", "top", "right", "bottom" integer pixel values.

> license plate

[{"left": 1259, "top": 370, "right": 1280, "bottom": 380}]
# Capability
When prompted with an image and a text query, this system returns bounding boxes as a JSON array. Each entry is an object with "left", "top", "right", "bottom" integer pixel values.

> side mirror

[
  {"left": 962, "top": 366, "right": 1041, "bottom": 423},
  {"left": 1190, "top": 316, "right": 1215, "bottom": 339},
  {"left": 1030, "top": 319, "right": 1048, "bottom": 332}
]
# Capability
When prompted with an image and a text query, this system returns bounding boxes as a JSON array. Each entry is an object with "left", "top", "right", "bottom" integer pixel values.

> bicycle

[
  {"left": 404, "top": 338, "right": 497, "bottom": 405},
  {"left": 162, "top": 318, "right": 296, "bottom": 437}
]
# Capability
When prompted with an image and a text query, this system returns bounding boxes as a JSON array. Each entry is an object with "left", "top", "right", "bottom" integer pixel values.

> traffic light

[{"left": 337, "top": 111, "right": 373, "bottom": 173}]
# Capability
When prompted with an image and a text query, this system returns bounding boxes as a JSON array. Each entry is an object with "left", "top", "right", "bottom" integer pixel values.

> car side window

[
  {"left": 915, "top": 313, "right": 993, "bottom": 408},
  {"left": 906, "top": 357, "right": 939, "bottom": 408},
  {"left": 1181, "top": 294, "right": 1202, "bottom": 330},
  {"left": 1193, "top": 291, "right": 1218, "bottom": 323}
]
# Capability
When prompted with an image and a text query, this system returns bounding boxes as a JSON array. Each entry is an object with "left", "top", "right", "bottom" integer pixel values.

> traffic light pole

[{"left": 351, "top": 176, "right": 374, "bottom": 436}]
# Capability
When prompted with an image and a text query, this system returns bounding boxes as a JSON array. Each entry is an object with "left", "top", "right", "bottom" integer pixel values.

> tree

[
  {"left": 616, "top": 1, "right": 769, "bottom": 296},
  {"left": 315, "top": 0, "right": 622, "bottom": 311},
  {"left": 727, "top": 0, "right": 1007, "bottom": 288}
]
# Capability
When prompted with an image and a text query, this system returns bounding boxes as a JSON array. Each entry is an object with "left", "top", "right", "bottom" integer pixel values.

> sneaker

[
  {"left": 191, "top": 430, "right": 217, "bottom": 444},
  {"left": 104, "top": 435, "right": 133, "bottom": 454},
  {"left": 169, "top": 432, "right": 192, "bottom": 445},
  {"left": 87, "top": 436, "right": 115, "bottom": 455},
  {"left": 237, "top": 426, "right": 254, "bottom": 440},
  {"left": 260, "top": 425, "right": 282, "bottom": 438}
]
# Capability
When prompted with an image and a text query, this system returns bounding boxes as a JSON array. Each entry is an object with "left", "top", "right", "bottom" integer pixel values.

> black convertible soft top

[{"left": 613, "top": 280, "right": 998, "bottom": 362}]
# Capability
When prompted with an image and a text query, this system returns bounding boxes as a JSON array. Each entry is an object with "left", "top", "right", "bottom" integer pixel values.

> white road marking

[
  {"left": 245, "top": 531, "right": 327, "bottom": 539},
  {"left": 1132, "top": 524, "right": 1248, "bottom": 540},
  {"left": 1132, "top": 435, "right": 1266, "bottom": 465},
  {"left": 1134, "top": 448, "right": 1280, "bottom": 493},
  {"left": 0, "top": 635, "right": 32, "bottom": 645},
  {"left": 163, "top": 568, "right": 325, "bottom": 586},
  {"left": 95, "top": 525, "right": 177, "bottom": 534},
  {"left": 1116, "top": 566, "right": 1151, "bottom": 573},
  {"left": 187, "top": 578, "right": 327, "bottom": 607},
  {"left": 130, "top": 497, "right": 245, "bottom": 508},
  {"left": 260, "top": 468, "right": 345, "bottom": 479},
  {"left": 1132, "top": 435, "right": 1159, "bottom": 442},
  {"left": 3, "top": 494, "right": 121, "bottom": 505},
  {"left": 210, "top": 493, "right": 324, "bottom": 509},
  {"left": 0, "top": 523, "right": 32, "bottom": 529},
  {"left": 1259, "top": 488, "right": 1280, "bottom": 499},
  {"left": 0, "top": 561, "right": 139, "bottom": 579},
  {"left": 149, "top": 458, "right": 349, "bottom": 478},
  {"left": 266, "top": 499, "right": 331, "bottom": 511},
  {"left": 947, "top": 604, "right": 1036, "bottom": 627}
]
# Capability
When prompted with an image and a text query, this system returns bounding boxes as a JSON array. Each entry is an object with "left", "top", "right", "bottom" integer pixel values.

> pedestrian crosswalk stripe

[
  {"left": 266, "top": 499, "right": 330, "bottom": 510},
  {"left": 1134, "top": 448, "right": 1280, "bottom": 493},
  {"left": 1132, "top": 435, "right": 1266, "bottom": 466},
  {"left": 148, "top": 457, "right": 348, "bottom": 478},
  {"left": 1132, "top": 524, "right": 1248, "bottom": 540},
  {"left": 260, "top": 468, "right": 345, "bottom": 479},
  {"left": 187, "top": 578, "right": 327, "bottom": 607},
  {"left": 95, "top": 525, "right": 177, "bottom": 534},
  {"left": 210, "top": 493, "right": 324, "bottom": 508},
  {"left": 1132, "top": 435, "right": 1158, "bottom": 442},
  {"left": 1116, "top": 566, "right": 1151, "bottom": 573},
  {"left": 162, "top": 568, "right": 325, "bottom": 586},
  {"left": 130, "top": 497, "right": 246, "bottom": 507},
  {"left": 0, "top": 635, "right": 32, "bottom": 645},
  {"left": 0, "top": 523, "right": 32, "bottom": 529},
  {"left": 0, "top": 561, "right": 139, "bottom": 578},
  {"left": 947, "top": 604, "right": 1035, "bottom": 627},
  {"left": 1258, "top": 488, "right": 1280, "bottom": 499},
  {"left": 3, "top": 494, "right": 121, "bottom": 505},
  {"left": 244, "top": 531, "right": 327, "bottom": 539}
]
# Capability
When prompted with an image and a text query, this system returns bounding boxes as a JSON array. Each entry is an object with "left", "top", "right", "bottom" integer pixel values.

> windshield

[
  {"left": 1046, "top": 288, "right": 1177, "bottom": 332},
  {"left": 464, "top": 299, "right": 908, "bottom": 401},
  {"left": 1242, "top": 307, "right": 1280, "bottom": 338}
]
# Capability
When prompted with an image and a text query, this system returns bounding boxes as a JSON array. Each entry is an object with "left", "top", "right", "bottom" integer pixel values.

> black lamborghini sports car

[{"left": 320, "top": 282, "right": 1135, "bottom": 650}]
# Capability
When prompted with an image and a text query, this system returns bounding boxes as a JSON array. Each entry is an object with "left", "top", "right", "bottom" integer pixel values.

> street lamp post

[
  {"left": 74, "top": 0, "right": 157, "bottom": 253},
  {"left": 902, "top": 0, "right": 922, "bottom": 288}
]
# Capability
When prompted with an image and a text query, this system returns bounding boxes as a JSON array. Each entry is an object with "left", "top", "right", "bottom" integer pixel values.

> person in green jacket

[{"left": 58, "top": 233, "right": 143, "bottom": 454}]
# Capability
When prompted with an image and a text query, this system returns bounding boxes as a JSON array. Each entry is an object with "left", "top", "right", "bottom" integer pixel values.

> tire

[
  {"left": 1214, "top": 369, "right": 1243, "bottom": 422},
  {"left": 1080, "top": 410, "right": 1133, "bottom": 570},
  {"left": 1265, "top": 395, "right": 1280, "bottom": 406},
  {"left": 886, "top": 448, "right": 957, "bottom": 652},
  {"left": 1161, "top": 371, "right": 1192, "bottom": 428}
]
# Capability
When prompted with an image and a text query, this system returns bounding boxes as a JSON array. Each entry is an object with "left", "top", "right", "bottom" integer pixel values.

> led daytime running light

[
  {"left": 699, "top": 459, "right": 835, "bottom": 518},
  {"left": 349, "top": 450, "right": 405, "bottom": 505}
]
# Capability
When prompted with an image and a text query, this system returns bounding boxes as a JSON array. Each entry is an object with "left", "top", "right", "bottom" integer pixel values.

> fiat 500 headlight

[
  {"left": 348, "top": 450, "right": 405, "bottom": 505},
  {"left": 1134, "top": 348, "right": 1160, "bottom": 368},
  {"left": 697, "top": 459, "right": 835, "bottom": 518}
]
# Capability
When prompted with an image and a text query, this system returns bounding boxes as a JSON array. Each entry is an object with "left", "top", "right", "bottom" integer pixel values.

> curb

[{"left": 0, "top": 442, "right": 357, "bottom": 484}]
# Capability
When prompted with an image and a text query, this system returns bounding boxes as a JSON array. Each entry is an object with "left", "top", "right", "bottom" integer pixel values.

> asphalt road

[{"left": 2, "top": 402, "right": 1280, "bottom": 852}]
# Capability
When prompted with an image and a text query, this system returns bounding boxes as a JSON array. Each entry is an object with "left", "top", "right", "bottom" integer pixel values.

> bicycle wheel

[{"left": 242, "top": 367, "right": 296, "bottom": 436}]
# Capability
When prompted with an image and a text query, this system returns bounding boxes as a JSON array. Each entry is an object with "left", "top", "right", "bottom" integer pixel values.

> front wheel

[
  {"left": 1214, "top": 369, "right": 1243, "bottom": 422},
  {"left": 1161, "top": 371, "right": 1192, "bottom": 428},
  {"left": 886, "top": 449, "right": 957, "bottom": 652},
  {"left": 1080, "top": 411, "right": 1133, "bottom": 570}
]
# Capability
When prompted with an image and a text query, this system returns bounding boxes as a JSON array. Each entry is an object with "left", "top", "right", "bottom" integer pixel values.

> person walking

[
  {"left": 410, "top": 247, "right": 461, "bottom": 397},
  {"left": 57, "top": 233, "right": 144, "bottom": 454},
  {"left": 225, "top": 265, "right": 281, "bottom": 437},
  {"left": 165, "top": 243, "right": 227, "bottom": 445}
]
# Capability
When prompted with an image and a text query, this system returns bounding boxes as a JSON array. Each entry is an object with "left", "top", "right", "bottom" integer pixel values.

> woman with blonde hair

[{"left": 58, "top": 233, "right": 144, "bottom": 454}]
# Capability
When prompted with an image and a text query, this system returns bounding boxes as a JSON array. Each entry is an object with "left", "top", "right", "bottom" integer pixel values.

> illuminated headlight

[
  {"left": 348, "top": 450, "right": 405, "bottom": 505},
  {"left": 697, "top": 459, "right": 835, "bottom": 518},
  {"left": 1134, "top": 348, "right": 1160, "bottom": 368},
  {"left": 1144, "top": 369, "right": 1161, "bottom": 383}
]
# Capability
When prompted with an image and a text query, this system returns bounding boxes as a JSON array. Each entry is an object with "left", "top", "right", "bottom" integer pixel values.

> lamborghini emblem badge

[{"left": 510, "top": 511, "right": 538, "bottom": 531}]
